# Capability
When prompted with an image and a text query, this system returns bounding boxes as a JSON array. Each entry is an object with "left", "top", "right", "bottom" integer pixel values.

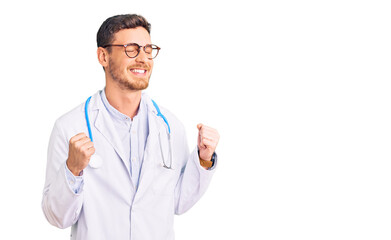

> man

[{"left": 42, "top": 14, "right": 219, "bottom": 240}]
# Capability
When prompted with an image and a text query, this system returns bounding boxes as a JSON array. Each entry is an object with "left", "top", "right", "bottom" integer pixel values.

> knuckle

[
  {"left": 74, "top": 142, "right": 82, "bottom": 149},
  {"left": 79, "top": 145, "right": 85, "bottom": 152},
  {"left": 81, "top": 150, "right": 89, "bottom": 158}
]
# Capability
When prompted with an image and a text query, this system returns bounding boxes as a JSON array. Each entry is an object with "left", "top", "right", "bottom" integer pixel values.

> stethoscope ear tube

[
  {"left": 158, "top": 131, "right": 174, "bottom": 170},
  {"left": 167, "top": 133, "right": 174, "bottom": 169},
  {"left": 153, "top": 100, "right": 174, "bottom": 170}
]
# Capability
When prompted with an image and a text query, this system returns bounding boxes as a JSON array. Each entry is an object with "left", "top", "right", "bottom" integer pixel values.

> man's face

[{"left": 106, "top": 27, "right": 154, "bottom": 91}]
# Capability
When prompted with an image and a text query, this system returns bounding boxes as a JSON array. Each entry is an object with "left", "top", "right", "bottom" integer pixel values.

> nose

[{"left": 135, "top": 47, "right": 149, "bottom": 63}]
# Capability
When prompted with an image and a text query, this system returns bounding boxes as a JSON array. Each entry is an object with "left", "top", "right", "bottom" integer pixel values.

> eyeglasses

[{"left": 103, "top": 43, "right": 161, "bottom": 59}]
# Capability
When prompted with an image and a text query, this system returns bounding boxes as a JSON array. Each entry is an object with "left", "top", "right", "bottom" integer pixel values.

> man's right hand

[{"left": 66, "top": 133, "right": 95, "bottom": 176}]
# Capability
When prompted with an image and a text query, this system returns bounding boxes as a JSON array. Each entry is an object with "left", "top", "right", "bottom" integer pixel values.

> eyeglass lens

[{"left": 125, "top": 44, "right": 159, "bottom": 59}]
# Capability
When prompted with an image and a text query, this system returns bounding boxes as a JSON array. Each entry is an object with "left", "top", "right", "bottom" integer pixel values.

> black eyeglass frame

[{"left": 102, "top": 43, "right": 161, "bottom": 59}]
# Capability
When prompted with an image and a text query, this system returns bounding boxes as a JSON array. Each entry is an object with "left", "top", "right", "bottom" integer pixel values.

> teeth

[{"left": 131, "top": 69, "right": 146, "bottom": 73}]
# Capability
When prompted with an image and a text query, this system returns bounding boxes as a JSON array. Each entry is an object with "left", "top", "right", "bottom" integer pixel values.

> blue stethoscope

[{"left": 85, "top": 96, "right": 173, "bottom": 169}]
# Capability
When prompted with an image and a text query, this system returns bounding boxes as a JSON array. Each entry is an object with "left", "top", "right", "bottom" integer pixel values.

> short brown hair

[{"left": 97, "top": 14, "right": 151, "bottom": 48}]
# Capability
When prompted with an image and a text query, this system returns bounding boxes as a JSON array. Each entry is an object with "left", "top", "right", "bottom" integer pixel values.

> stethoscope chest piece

[{"left": 89, "top": 154, "right": 103, "bottom": 169}]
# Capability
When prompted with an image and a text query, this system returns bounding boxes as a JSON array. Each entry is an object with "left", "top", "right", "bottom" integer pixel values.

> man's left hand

[{"left": 197, "top": 123, "right": 220, "bottom": 162}]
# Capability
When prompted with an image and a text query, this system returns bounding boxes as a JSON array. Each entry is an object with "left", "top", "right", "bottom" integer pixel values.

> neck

[{"left": 104, "top": 83, "right": 142, "bottom": 119}]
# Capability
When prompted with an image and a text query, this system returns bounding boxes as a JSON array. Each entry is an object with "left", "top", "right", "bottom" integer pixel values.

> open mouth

[
  {"left": 130, "top": 69, "right": 147, "bottom": 74},
  {"left": 129, "top": 68, "right": 148, "bottom": 77}
]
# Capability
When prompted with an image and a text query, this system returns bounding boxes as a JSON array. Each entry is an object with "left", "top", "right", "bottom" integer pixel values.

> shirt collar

[{"left": 100, "top": 88, "right": 145, "bottom": 122}]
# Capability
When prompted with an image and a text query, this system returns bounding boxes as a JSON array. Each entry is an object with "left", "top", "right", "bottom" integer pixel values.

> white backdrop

[{"left": 0, "top": 0, "right": 390, "bottom": 239}]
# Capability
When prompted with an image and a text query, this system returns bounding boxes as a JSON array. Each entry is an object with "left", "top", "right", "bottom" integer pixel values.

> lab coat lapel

[{"left": 90, "top": 93, "right": 131, "bottom": 175}]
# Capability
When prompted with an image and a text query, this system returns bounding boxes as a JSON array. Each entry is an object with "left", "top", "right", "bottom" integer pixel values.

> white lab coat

[{"left": 42, "top": 91, "right": 216, "bottom": 240}]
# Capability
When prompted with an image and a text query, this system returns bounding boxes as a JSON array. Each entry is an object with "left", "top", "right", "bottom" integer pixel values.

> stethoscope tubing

[
  {"left": 85, "top": 96, "right": 94, "bottom": 142},
  {"left": 84, "top": 95, "right": 173, "bottom": 169},
  {"left": 151, "top": 99, "right": 170, "bottom": 134}
]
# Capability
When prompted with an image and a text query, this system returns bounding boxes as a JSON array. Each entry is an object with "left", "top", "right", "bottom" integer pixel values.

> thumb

[{"left": 197, "top": 123, "right": 203, "bottom": 147}]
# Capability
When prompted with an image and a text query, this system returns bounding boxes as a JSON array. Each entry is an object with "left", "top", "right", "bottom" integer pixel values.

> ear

[{"left": 97, "top": 47, "right": 109, "bottom": 68}]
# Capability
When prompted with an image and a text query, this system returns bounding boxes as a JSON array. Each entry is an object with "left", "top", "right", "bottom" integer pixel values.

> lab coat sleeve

[
  {"left": 42, "top": 121, "right": 84, "bottom": 229},
  {"left": 174, "top": 129, "right": 217, "bottom": 215}
]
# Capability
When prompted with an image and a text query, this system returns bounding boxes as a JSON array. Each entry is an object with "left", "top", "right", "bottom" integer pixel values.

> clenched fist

[
  {"left": 66, "top": 133, "right": 95, "bottom": 176},
  {"left": 197, "top": 124, "right": 219, "bottom": 169}
]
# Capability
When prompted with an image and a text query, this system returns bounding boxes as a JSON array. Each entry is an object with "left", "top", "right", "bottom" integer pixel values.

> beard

[{"left": 107, "top": 57, "right": 151, "bottom": 91}]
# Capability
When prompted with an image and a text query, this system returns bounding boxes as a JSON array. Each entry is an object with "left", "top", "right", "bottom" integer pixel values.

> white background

[{"left": 0, "top": 0, "right": 390, "bottom": 239}]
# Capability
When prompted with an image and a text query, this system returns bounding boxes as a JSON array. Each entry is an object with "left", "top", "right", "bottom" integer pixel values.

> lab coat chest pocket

[
  {"left": 153, "top": 132, "right": 179, "bottom": 196},
  {"left": 153, "top": 164, "right": 178, "bottom": 196}
]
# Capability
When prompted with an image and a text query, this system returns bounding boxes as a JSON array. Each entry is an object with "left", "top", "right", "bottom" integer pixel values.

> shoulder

[
  {"left": 56, "top": 91, "right": 101, "bottom": 125},
  {"left": 56, "top": 103, "right": 84, "bottom": 125},
  {"left": 53, "top": 92, "right": 100, "bottom": 139},
  {"left": 52, "top": 102, "right": 85, "bottom": 139}
]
